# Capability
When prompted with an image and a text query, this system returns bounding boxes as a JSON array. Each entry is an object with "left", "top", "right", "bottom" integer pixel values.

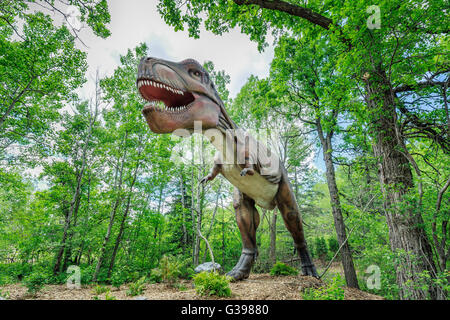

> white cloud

[{"left": 76, "top": 0, "right": 274, "bottom": 100}]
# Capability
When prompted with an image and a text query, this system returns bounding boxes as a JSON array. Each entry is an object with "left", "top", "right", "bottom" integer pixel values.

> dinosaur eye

[{"left": 191, "top": 70, "right": 201, "bottom": 78}]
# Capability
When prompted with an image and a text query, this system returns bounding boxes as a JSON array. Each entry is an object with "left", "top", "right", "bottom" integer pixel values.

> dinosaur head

[{"left": 137, "top": 57, "right": 233, "bottom": 134}]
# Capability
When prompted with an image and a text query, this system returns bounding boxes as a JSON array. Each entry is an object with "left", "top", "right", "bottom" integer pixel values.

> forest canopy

[{"left": 0, "top": 0, "right": 448, "bottom": 300}]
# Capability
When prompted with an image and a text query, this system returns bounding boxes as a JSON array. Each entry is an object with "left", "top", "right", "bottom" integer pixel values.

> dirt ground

[{"left": 0, "top": 273, "right": 383, "bottom": 300}]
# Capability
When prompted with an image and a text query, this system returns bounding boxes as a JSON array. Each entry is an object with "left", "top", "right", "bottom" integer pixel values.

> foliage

[
  {"left": 0, "top": 289, "right": 10, "bottom": 299},
  {"left": 193, "top": 272, "right": 232, "bottom": 297},
  {"left": 302, "top": 276, "right": 345, "bottom": 300},
  {"left": 148, "top": 268, "right": 163, "bottom": 284},
  {"left": 270, "top": 262, "right": 298, "bottom": 276},
  {"left": 314, "top": 237, "right": 328, "bottom": 260},
  {"left": 23, "top": 268, "right": 50, "bottom": 294},
  {"left": 0, "top": 0, "right": 448, "bottom": 302},
  {"left": 104, "top": 292, "right": 117, "bottom": 300},
  {"left": 92, "top": 284, "right": 109, "bottom": 295},
  {"left": 126, "top": 277, "right": 146, "bottom": 297},
  {"left": 159, "top": 256, "right": 182, "bottom": 286}
]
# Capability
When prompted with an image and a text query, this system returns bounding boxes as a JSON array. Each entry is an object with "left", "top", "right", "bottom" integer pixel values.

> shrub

[
  {"left": 23, "top": 270, "right": 49, "bottom": 294},
  {"left": 0, "top": 289, "right": 10, "bottom": 300},
  {"left": 92, "top": 284, "right": 110, "bottom": 295},
  {"left": 193, "top": 272, "right": 232, "bottom": 297},
  {"left": 160, "top": 256, "right": 181, "bottom": 286},
  {"left": 126, "top": 277, "right": 146, "bottom": 297},
  {"left": 105, "top": 292, "right": 117, "bottom": 300},
  {"left": 270, "top": 262, "right": 298, "bottom": 276},
  {"left": 148, "top": 268, "right": 162, "bottom": 283},
  {"left": 178, "top": 256, "right": 195, "bottom": 279},
  {"left": 110, "top": 271, "right": 126, "bottom": 289},
  {"left": 314, "top": 237, "right": 328, "bottom": 259},
  {"left": 1, "top": 263, "right": 32, "bottom": 282},
  {"left": 302, "top": 275, "right": 345, "bottom": 300},
  {"left": 328, "top": 238, "right": 339, "bottom": 254},
  {"left": 80, "top": 265, "right": 95, "bottom": 285}
]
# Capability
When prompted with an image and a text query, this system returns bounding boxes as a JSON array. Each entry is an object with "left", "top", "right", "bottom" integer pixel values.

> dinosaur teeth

[{"left": 138, "top": 79, "right": 187, "bottom": 100}]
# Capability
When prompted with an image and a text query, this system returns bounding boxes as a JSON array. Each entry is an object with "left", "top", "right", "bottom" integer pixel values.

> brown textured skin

[{"left": 137, "top": 57, "right": 317, "bottom": 280}]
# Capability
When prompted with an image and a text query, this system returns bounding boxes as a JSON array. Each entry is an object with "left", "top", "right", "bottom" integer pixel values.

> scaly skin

[{"left": 136, "top": 56, "right": 318, "bottom": 280}]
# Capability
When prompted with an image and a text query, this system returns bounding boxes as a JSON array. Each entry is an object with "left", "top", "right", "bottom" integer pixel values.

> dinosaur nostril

[{"left": 146, "top": 57, "right": 152, "bottom": 62}]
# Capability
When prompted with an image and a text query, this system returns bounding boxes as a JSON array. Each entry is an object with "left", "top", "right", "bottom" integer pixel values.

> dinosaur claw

[
  {"left": 240, "top": 168, "right": 254, "bottom": 176},
  {"left": 199, "top": 175, "right": 211, "bottom": 184}
]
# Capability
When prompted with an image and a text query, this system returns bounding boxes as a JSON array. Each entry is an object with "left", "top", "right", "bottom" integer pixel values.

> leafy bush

[
  {"left": 49, "top": 272, "right": 69, "bottom": 285},
  {"left": 178, "top": 256, "right": 195, "bottom": 279},
  {"left": 110, "top": 271, "right": 126, "bottom": 289},
  {"left": 80, "top": 265, "right": 95, "bottom": 285},
  {"left": 270, "top": 262, "right": 298, "bottom": 276},
  {"left": 193, "top": 272, "right": 232, "bottom": 297},
  {"left": 159, "top": 256, "right": 181, "bottom": 286},
  {"left": 314, "top": 237, "right": 328, "bottom": 259},
  {"left": 105, "top": 292, "right": 117, "bottom": 300},
  {"left": 0, "top": 289, "right": 10, "bottom": 299},
  {"left": 23, "top": 269, "right": 49, "bottom": 294},
  {"left": 92, "top": 284, "right": 110, "bottom": 295},
  {"left": 302, "top": 275, "right": 345, "bottom": 300},
  {"left": 126, "top": 277, "right": 146, "bottom": 297},
  {"left": 148, "top": 268, "right": 162, "bottom": 283},
  {"left": 327, "top": 238, "right": 339, "bottom": 258},
  {"left": 0, "top": 263, "right": 32, "bottom": 282}
]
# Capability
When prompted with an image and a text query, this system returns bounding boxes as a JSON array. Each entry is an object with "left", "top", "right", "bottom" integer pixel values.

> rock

[
  {"left": 134, "top": 296, "right": 148, "bottom": 300},
  {"left": 194, "top": 262, "right": 222, "bottom": 274}
]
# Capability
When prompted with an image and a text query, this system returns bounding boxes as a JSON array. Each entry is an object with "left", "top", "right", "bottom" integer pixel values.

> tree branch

[{"left": 233, "top": 0, "right": 332, "bottom": 30}]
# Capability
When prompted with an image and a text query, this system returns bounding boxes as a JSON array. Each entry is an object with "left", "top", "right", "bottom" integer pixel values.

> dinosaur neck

[{"left": 214, "top": 99, "right": 236, "bottom": 131}]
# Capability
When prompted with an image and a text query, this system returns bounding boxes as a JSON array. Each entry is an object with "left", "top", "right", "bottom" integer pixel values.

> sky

[
  {"left": 26, "top": 0, "right": 324, "bottom": 185},
  {"left": 76, "top": 0, "right": 275, "bottom": 100}
]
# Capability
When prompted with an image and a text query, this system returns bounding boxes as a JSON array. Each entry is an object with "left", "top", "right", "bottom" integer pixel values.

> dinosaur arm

[
  {"left": 239, "top": 135, "right": 255, "bottom": 176},
  {"left": 200, "top": 161, "right": 222, "bottom": 184}
]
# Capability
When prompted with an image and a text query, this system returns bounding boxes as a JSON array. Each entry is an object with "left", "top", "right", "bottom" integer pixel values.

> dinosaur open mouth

[{"left": 137, "top": 78, "right": 195, "bottom": 113}]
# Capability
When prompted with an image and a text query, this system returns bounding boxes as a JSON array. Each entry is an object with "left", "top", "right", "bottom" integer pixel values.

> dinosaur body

[
  {"left": 137, "top": 57, "right": 317, "bottom": 280},
  {"left": 208, "top": 128, "right": 281, "bottom": 209}
]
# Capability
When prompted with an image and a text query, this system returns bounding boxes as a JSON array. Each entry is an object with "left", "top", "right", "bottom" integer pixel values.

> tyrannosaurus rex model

[{"left": 136, "top": 56, "right": 318, "bottom": 280}]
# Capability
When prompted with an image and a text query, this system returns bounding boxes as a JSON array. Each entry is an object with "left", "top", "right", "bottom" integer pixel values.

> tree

[
  {"left": 0, "top": 12, "right": 87, "bottom": 155},
  {"left": 158, "top": 0, "right": 448, "bottom": 300},
  {"left": 269, "top": 34, "right": 359, "bottom": 288},
  {"left": 0, "top": 0, "right": 110, "bottom": 155}
]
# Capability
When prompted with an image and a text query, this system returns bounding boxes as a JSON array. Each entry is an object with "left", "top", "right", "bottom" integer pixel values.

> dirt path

[{"left": 1, "top": 274, "right": 382, "bottom": 300}]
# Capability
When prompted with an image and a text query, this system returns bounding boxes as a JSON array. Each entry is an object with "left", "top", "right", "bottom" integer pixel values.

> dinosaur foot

[
  {"left": 226, "top": 248, "right": 257, "bottom": 281},
  {"left": 298, "top": 247, "right": 319, "bottom": 278}
]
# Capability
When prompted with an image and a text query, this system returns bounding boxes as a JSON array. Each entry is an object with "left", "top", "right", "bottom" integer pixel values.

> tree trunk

[
  {"left": 317, "top": 122, "right": 359, "bottom": 289},
  {"left": 269, "top": 210, "right": 277, "bottom": 265},
  {"left": 93, "top": 131, "right": 128, "bottom": 282},
  {"left": 365, "top": 70, "right": 441, "bottom": 299},
  {"left": 107, "top": 143, "right": 142, "bottom": 278},
  {"left": 202, "top": 182, "right": 222, "bottom": 263},
  {"left": 180, "top": 173, "right": 188, "bottom": 253}
]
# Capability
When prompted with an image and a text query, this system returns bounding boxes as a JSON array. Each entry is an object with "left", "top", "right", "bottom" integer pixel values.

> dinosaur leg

[
  {"left": 227, "top": 188, "right": 260, "bottom": 281},
  {"left": 276, "top": 175, "right": 318, "bottom": 277}
]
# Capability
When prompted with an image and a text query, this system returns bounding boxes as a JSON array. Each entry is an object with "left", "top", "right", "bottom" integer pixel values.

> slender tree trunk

[
  {"left": 202, "top": 182, "right": 222, "bottom": 262},
  {"left": 93, "top": 131, "right": 128, "bottom": 282},
  {"left": 53, "top": 106, "right": 98, "bottom": 274},
  {"left": 190, "top": 139, "right": 198, "bottom": 265},
  {"left": 107, "top": 142, "right": 142, "bottom": 278},
  {"left": 180, "top": 173, "right": 188, "bottom": 253},
  {"left": 193, "top": 180, "right": 203, "bottom": 266},
  {"left": 317, "top": 122, "right": 359, "bottom": 289},
  {"left": 269, "top": 210, "right": 277, "bottom": 265}
]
